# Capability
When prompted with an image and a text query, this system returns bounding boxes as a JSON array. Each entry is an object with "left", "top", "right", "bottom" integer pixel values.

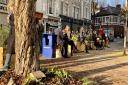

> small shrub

[
  {"left": 0, "top": 28, "right": 9, "bottom": 47},
  {"left": 81, "top": 77, "right": 92, "bottom": 85},
  {"left": 42, "top": 67, "right": 72, "bottom": 79}
]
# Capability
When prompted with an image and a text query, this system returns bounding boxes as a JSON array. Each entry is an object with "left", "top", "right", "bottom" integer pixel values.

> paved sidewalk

[{"left": 40, "top": 39, "right": 128, "bottom": 85}]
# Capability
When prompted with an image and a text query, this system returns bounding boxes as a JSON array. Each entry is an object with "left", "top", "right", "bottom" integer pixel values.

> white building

[
  {"left": 36, "top": 0, "right": 92, "bottom": 31},
  {"left": 81, "top": 0, "right": 92, "bottom": 20}
]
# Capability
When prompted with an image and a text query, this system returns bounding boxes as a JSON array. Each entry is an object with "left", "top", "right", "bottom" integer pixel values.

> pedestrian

[
  {"left": 62, "top": 25, "right": 78, "bottom": 57},
  {"left": 84, "top": 31, "right": 90, "bottom": 53},
  {"left": 0, "top": 0, "right": 15, "bottom": 71},
  {"left": 98, "top": 25, "right": 104, "bottom": 37},
  {"left": 92, "top": 30, "right": 98, "bottom": 49},
  {"left": 62, "top": 32, "right": 69, "bottom": 58}
]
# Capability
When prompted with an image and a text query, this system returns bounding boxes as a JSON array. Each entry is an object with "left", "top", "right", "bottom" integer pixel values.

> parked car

[{"left": 104, "top": 29, "right": 114, "bottom": 42}]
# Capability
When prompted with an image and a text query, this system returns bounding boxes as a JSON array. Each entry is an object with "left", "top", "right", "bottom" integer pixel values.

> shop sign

[
  {"left": 47, "top": 20, "right": 58, "bottom": 27},
  {"left": 34, "top": 12, "right": 43, "bottom": 19}
]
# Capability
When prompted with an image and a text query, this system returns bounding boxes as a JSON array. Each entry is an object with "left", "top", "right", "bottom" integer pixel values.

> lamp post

[
  {"left": 91, "top": 0, "right": 96, "bottom": 30},
  {"left": 123, "top": 0, "right": 128, "bottom": 55},
  {"left": 106, "top": 17, "right": 109, "bottom": 37}
]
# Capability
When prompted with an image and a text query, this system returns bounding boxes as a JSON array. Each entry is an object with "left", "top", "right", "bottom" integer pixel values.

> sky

[{"left": 97, "top": 0, "right": 125, "bottom": 7}]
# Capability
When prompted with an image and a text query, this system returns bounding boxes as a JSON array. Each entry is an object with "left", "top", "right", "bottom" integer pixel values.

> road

[{"left": 40, "top": 38, "right": 128, "bottom": 85}]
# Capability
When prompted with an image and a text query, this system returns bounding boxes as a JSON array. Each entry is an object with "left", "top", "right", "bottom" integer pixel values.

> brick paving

[{"left": 40, "top": 38, "right": 128, "bottom": 85}]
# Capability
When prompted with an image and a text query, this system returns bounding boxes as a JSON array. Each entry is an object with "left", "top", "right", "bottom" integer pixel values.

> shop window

[{"left": 113, "top": 16, "right": 118, "bottom": 23}]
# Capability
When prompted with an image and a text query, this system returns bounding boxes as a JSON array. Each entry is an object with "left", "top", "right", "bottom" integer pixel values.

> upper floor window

[
  {"left": 106, "top": 16, "right": 110, "bottom": 23},
  {"left": 74, "top": 7, "right": 79, "bottom": 19},
  {"left": 48, "top": 0, "right": 54, "bottom": 14},
  {"left": 63, "top": 3, "right": 68, "bottom": 16},
  {"left": 84, "top": 7, "right": 88, "bottom": 19},
  {"left": 113, "top": 16, "right": 118, "bottom": 23},
  {"left": 61, "top": 1, "right": 63, "bottom": 14},
  {"left": 102, "top": 17, "right": 105, "bottom": 23}
]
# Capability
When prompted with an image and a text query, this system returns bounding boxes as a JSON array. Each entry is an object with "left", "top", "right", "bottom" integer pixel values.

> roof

[{"left": 94, "top": 6, "right": 122, "bottom": 17}]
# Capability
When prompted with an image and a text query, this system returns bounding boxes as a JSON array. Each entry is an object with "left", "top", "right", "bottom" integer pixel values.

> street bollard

[
  {"left": 68, "top": 45, "right": 71, "bottom": 57},
  {"left": 0, "top": 47, "right": 3, "bottom": 68}
]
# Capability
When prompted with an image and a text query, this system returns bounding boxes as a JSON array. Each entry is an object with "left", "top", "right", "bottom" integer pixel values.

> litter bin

[{"left": 42, "top": 33, "right": 57, "bottom": 59}]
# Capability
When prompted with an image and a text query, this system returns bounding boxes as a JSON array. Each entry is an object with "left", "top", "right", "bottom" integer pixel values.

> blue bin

[{"left": 42, "top": 33, "right": 57, "bottom": 59}]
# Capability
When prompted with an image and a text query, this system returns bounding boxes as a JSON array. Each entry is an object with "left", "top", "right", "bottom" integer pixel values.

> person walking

[{"left": 0, "top": 0, "right": 15, "bottom": 71}]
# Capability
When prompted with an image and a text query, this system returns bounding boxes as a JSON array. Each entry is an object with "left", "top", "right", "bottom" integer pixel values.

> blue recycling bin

[{"left": 42, "top": 33, "right": 57, "bottom": 59}]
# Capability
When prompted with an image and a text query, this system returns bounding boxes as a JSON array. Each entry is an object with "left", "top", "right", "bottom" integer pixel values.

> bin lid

[{"left": 42, "top": 33, "right": 56, "bottom": 35}]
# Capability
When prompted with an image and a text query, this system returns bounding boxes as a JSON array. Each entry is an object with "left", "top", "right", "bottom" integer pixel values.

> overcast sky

[{"left": 97, "top": 0, "right": 125, "bottom": 7}]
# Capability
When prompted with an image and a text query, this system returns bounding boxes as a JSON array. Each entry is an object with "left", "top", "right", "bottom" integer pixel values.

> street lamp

[
  {"left": 106, "top": 17, "right": 109, "bottom": 37},
  {"left": 91, "top": 0, "right": 96, "bottom": 30},
  {"left": 123, "top": 0, "right": 128, "bottom": 55}
]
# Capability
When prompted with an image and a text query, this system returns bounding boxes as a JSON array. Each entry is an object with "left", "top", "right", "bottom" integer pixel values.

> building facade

[
  {"left": 36, "top": 0, "right": 92, "bottom": 32},
  {"left": 94, "top": 5, "right": 125, "bottom": 38},
  {"left": 60, "top": 0, "right": 92, "bottom": 31},
  {"left": 0, "top": 0, "right": 8, "bottom": 28},
  {"left": 36, "top": 0, "right": 61, "bottom": 32}
]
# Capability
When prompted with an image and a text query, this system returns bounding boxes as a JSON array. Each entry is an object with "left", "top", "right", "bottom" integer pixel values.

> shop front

[
  {"left": 60, "top": 15, "right": 91, "bottom": 31},
  {"left": 43, "top": 16, "right": 60, "bottom": 32}
]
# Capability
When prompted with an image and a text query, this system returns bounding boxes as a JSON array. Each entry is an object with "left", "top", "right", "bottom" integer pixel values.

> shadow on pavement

[
  {"left": 71, "top": 62, "right": 128, "bottom": 78},
  {"left": 40, "top": 54, "right": 123, "bottom": 69},
  {"left": 89, "top": 75, "right": 113, "bottom": 85}
]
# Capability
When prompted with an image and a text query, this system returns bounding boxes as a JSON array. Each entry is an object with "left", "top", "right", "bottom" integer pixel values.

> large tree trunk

[{"left": 14, "top": 0, "right": 39, "bottom": 77}]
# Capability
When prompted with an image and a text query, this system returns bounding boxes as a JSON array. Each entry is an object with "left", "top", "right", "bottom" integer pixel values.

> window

[
  {"left": 113, "top": 16, "right": 118, "bottom": 23},
  {"left": 97, "top": 17, "right": 100, "bottom": 23},
  {"left": 63, "top": 3, "right": 68, "bottom": 16},
  {"left": 84, "top": 7, "right": 88, "bottom": 18},
  {"left": 95, "top": 18, "right": 98, "bottom": 24},
  {"left": 48, "top": 0, "right": 54, "bottom": 14},
  {"left": 74, "top": 7, "right": 75, "bottom": 17},
  {"left": 106, "top": 16, "right": 110, "bottom": 23},
  {"left": 74, "top": 7, "right": 79, "bottom": 19},
  {"left": 110, "top": 16, "right": 112, "bottom": 23},
  {"left": 61, "top": 1, "right": 63, "bottom": 14},
  {"left": 102, "top": 17, "right": 105, "bottom": 23},
  {"left": 76, "top": 8, "right": 79, "bottom": 19},
  {"left": 86, "top": 8, "right": 88, "bottom": 18}
]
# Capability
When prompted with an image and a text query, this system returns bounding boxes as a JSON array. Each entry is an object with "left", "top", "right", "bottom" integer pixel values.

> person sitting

[{"left": 62, "top": 25, "right": 78, "bottom": 57}]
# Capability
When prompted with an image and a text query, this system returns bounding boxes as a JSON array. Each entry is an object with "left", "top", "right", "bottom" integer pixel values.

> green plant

[
  {"left": 42, "top": 67, "right": 72, "bottom": 79},
  {"left": 22, "top": 73, "right": 41, "bottom": 85},
  {"left": 0, "top": 28, "right": 9, "bottom": 47},
  {"left": 54, "top": 69, "right": 72, "bottom": 79},
  {"left": 81, "top": 77, "right": 91, "bottom": 85}
]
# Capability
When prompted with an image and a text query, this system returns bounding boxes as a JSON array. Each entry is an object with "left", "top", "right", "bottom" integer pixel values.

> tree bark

[{"left": 13, "top": 0, "right": 39, "bottom": 77}]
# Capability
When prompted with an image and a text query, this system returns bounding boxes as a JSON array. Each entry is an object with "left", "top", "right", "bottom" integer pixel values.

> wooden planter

[
  {"left": 76, "top": 42, "right": 85, "bottom": 52},
  {"left": 0, "top": 47, "right": 3, "bottom": 68}
]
